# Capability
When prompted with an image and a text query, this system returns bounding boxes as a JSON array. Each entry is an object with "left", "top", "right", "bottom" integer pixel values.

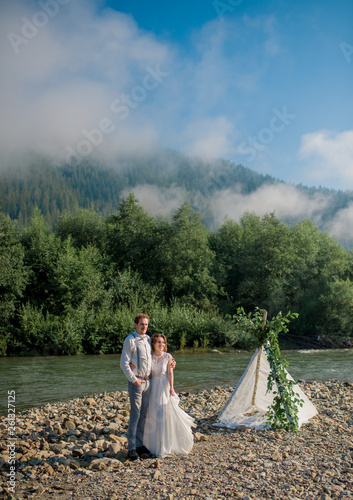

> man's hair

[
  {"left": 151, "top": 333, "right": 168, "bottom": 352},
  {"left": 134, "top": 313, "right": 149, "bottom": 325}
]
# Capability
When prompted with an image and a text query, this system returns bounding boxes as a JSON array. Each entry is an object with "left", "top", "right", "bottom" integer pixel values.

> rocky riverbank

[{"left": 0, "top": 380, "right": 352, "bottom": 499}]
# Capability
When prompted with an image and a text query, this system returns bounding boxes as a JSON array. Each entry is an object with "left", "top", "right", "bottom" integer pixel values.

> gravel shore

[{"left": 1, "top": 379, "right": 352, "bottom": 499}]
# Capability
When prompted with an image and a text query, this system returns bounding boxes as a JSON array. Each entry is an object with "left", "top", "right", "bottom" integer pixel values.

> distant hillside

[
  {"left": 0, "top": 150, "right": 277, "bottom": 224},
  {"left": 1, "top": 149, "right": 353, "bottom": 246}
]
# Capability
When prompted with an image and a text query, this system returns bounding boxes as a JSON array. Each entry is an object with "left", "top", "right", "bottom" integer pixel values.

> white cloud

[
  {"left": 299, "top": 130, "right": 353, "bottom": 185},
  {"left": 0, "top": 0, "right": 171, "bottom": 163},
  {"left": 121, "top": 181, "right": 347, "bottom": 243},
  {"left": 3, "top": 0, "right": 345, "bottom": 202},
  {"left": 0, "top": 0, "right": 292, "bottom": 173},
  {"left": 208, "top": 183, "right": 330, "bottom": 226},
  {"left": 243, "top": 14, "right": 283, "bottom": 57},
  {"left": 120, "top": 180, "right": 353, "bottom": 250},
  {"left": 324, "top": 203, "right": 353, "bottom": 245},
  {"left": 160, "top": 13, "right": 284, "bottom": 159},
  {"left": 121, "top": 184, "right": 189, "bottom": 219},
  {"left": 182, "top": 117, "right": 238, "bottom": 160}
]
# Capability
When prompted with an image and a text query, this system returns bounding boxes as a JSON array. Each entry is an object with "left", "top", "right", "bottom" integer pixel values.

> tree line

[
  {"left": 2, "top": 154, "right": 352, "bottom": 246},
  {"left": 1, "top": 193, "right": 353, "bottom": 356},
  {"left": 0, "top": 152, "right": 278, "bottom": 229}
]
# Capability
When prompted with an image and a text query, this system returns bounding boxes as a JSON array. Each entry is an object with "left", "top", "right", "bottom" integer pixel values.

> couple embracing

[{"left": 120, "top": 313, "right": 195, "bottom": 460}]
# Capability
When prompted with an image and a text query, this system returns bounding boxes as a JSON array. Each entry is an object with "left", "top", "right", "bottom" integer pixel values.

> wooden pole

[{"left": 252, "top": 310, "right": 268, "bottom": 406}]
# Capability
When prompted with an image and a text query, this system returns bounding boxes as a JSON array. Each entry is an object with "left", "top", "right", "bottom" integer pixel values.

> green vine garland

[{"left": 231, "top": 307, "right": 304, "bottom": 431}]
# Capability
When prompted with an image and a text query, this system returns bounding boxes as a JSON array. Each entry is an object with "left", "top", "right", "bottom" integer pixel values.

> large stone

[
  {"left": 271, "top": 451, "right": 283, "bottom": 461},
  {"left": 66, "top": 429, "right": 81, "bottom": 437},
  {"left": 63, "top": 419, "right": 76, "bottom": 431},
  {"left": 194, "top": 432, "right": 208, "bottom": 442},
  {"left": 87, "top": 448, "right": 99, "bottom": 457},
  {"left": 108, "top": 434, "right": 121, "bottom": 443},
  {"left": 103, "top": 423, "right": 120, "bottom": 434},
  {"left": 50, "top": 442, "right": 65, "bottom": 454},
  {"left": 116, "top": 436, "right": 128, "bottom": 445},
  {"left": 89, "top": 458, "right": 123, "bottom": 470},
  {"left": 72, "top": 448, "right": 85, "bottom": 458},
  {"left": 108, "top": 443, "right": 121, "bottom": 455}
]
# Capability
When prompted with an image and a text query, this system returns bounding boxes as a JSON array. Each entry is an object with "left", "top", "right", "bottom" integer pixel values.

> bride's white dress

[{"left": 144, "top": 352, "right": 195, "bottom": 458}]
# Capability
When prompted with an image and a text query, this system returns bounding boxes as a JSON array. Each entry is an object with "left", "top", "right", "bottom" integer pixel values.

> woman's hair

[{"left": 151, "top": 333, "right": 167, "bottom": 352}]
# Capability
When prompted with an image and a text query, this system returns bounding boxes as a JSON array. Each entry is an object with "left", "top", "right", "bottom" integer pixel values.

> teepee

[{"left": 215, "top": 347, "right": 318, "bottom": 430}]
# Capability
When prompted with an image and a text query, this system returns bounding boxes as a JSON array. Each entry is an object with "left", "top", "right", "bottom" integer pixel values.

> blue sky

[
  {"left": 105, "top": 0, "right": 353, "bottom": 191},
  {"left": 110, "top": 0, "right": 353, "bottom": 191},
  {"left": 1, "top": 0, "right": 353, "bottom": 236}
]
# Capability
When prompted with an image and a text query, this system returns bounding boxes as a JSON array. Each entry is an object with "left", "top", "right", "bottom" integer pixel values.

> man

[{"left": 120, "top": 313, "right": 175, "bottom": 460}]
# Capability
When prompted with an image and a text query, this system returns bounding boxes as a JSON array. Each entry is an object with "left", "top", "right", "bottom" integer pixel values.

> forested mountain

[
  {"left": 1, "top": 149, "right": 352, "bottom": 246},
  {"left": 2, "top": 148, "right": 353, "bottom": 357},
  {"left": 0, "top": 149, "right": 275, "bottom": 224},
  {"left": 2, "top": 148, "right": 353, "bottom": 356}
]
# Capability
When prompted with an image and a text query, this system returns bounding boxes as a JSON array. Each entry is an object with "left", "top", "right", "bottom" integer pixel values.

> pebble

[{"left": 0, "top": 380, "right": 352, "bottom": 499}]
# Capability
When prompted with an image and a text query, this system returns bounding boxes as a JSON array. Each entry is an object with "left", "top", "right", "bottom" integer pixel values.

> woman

[{"left": 143, "top": 334, "right": 195, "bottom": 458}]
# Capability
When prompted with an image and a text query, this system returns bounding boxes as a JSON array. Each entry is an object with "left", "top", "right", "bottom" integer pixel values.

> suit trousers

[{"left": 127, "top": 379, "right": 151, "bottom": 451}]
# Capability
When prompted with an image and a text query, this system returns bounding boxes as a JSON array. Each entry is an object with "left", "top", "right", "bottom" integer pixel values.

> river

[{"left": 0, "top": 349, "right": 352, "bottom": 416}]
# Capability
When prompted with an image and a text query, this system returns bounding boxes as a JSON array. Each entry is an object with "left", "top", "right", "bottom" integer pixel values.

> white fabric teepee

[{"left": 215, "top": 347, "right": 318, "bottom": 430}]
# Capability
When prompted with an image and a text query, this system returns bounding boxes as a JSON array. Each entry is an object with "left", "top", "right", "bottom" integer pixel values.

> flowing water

[{"left": 0, "top": 349, "right": 352, "bottom": 416}]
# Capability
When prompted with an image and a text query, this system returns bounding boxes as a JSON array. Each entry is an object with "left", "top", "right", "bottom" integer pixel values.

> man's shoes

[
  {"left": 136, "top": 445, "right": 155, "bottom": 459},
  {"left": 128, "top": 449, "right": 139, "bottom": 461}
]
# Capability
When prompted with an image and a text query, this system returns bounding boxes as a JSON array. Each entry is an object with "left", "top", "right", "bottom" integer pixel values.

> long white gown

[{"left": 144, "top": 352, "right": 196, "bottom": 458}]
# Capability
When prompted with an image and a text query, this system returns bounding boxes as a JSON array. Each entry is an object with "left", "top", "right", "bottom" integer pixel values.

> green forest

[
  {"left": 1, "top": 151, "right": 353, "bottom": 245},
  {"left": 0, "top": 151, "right": 280, "bottom": 228},
  {"left": 1, "top": 190, "right": 353, "bottom": 357}
]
